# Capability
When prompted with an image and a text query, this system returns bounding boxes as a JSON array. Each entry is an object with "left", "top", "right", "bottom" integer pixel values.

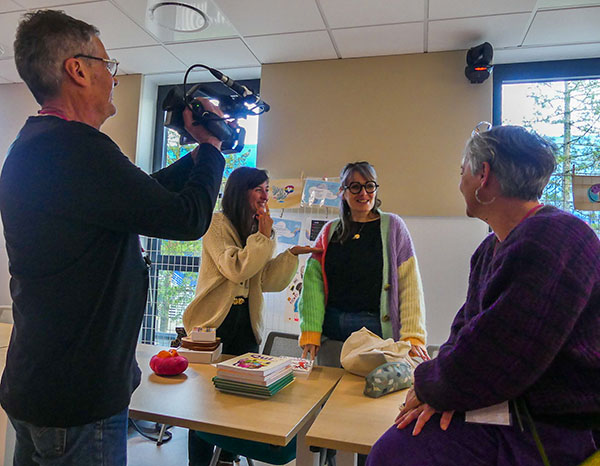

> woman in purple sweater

[{"left": 367, "top": 124, "right": 599, "bottom": 465}]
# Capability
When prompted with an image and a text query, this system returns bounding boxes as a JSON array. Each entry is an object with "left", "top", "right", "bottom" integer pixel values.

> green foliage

[
  {"left": 510, "top": 80, "right": 600, "bottom": 234},
  {"left": 152, "top": 129, "right": 258, "bottom": 337},
  {"left": 155, "top": 270, "right": 198, "bottom": 332}
]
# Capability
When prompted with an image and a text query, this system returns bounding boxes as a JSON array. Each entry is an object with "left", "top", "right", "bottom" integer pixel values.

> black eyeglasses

[
  {"left": 74, "top": 54, "right": 119, "bottom": 77},
  {"left": 343, "top": 181, "right": 379, "bottom": 194}
]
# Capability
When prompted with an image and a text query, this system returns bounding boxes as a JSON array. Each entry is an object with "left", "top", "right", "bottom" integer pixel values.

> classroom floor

[{"left": 127, "top": 423, "right": 295, "bottom": 466}]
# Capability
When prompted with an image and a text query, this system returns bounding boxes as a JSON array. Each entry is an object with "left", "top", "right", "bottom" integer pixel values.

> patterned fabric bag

[{"left": 364, "top": 360, "right": 415, "bottom": 398}]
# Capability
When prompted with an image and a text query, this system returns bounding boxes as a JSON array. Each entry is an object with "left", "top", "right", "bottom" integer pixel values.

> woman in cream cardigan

[
  {"left": 184, "top": 167, "right": 318, "bottom": 466},
  {"left": 183, "top": 166, "right": 318, "bottom": 354}
]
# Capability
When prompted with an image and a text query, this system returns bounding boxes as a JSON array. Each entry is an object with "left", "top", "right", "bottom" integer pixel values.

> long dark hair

[
  {"left": 222, "top": 167, "right": 269, "bottom": 245},
  {"left": 335, "top": 161, "right": 381, "bottom": 243}
]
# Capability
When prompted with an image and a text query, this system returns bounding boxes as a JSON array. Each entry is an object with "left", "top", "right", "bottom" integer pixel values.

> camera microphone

[
  {"left": 207, "top": 68, "right": 270, "bottom": 113},
  {"left": 208, "top": 68, "right": 252, "bottom": 97}
]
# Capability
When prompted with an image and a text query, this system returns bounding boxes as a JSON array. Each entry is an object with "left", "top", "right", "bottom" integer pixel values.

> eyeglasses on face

[
  {"left": 74, "top": 54, "right": 119, "bottom": 77},
  {"left": 343, "top": 181, "right": 379, "bottom": 194},
  {"left": 471, "top": 121, "right": 492, "bottom": 137}
]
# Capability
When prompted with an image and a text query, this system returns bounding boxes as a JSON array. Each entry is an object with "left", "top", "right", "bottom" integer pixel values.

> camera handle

[{"left": 188, "top": 99, "right": 236, "bottom": 143}]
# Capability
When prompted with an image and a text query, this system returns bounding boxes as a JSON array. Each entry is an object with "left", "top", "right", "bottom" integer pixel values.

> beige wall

[
  {"left": 101, "top": 74, "right": 142, "bottom": 162},
  {"left": 258, "top": 51, "right": 492, "bottom": 216},
  {"left": 0, "top": 74, "right": 142, "bottom": 164}
]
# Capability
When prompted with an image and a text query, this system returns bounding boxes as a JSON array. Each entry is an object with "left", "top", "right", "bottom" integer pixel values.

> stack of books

[
  {"left": 177, "top": 327, "right": 222, "bottom": 363},
  {"left": 213, "top": 353, "right": 294, "bottom": 398}
]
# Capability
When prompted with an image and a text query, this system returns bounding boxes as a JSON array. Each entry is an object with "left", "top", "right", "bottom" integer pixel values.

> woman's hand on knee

[
  {"left": 395, "top": 388, "right": 455, "bottom": 436},
  {"left": 395, "top": 404, "right": 455, "bottom": 436}
]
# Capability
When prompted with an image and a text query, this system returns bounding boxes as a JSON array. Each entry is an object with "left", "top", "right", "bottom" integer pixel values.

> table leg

[
  {"left": 336, "top": 450, "right": 358, "bottom": 466},
  {"left": 295, "top": 411, "right": 320, "bottom": 466}
]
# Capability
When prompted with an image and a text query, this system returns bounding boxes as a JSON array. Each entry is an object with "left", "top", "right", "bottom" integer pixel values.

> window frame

[
  {"left": 141, "top": 79, "right": 260, "bottom": 344},
  {"left": 492, "top": 58, "right": 600, "bottom": 126}
]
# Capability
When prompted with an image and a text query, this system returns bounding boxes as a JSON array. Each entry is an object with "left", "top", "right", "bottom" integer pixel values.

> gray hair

[
  {"left": 14, "top": 10, "right": 99, "bottom": 105},
  {"left": 335, "top": 161, "right": 382, "bottom": 243},
  {"left": 463, "top": 125, "right": 557, "bottom": 201}
]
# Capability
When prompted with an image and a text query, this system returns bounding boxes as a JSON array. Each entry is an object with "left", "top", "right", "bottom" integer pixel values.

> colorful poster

[
  {"left": 301, "top": 178, "right": 340, "bottom": 208},
  {"left": 285, "top": 256, "right": 307, "bottom": 322},
  {"left": 573, "top": 175, "right": 600, "bottom": 211},
  {"left": 268, "top": 178, "right": 302, "bottom": 209},
  {"left": 273, "top": 219, "right": 302, "bottom": 245}
]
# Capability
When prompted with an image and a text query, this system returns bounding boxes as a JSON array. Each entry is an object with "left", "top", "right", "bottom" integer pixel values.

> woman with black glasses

[{"left": 299, "top": 161, "right": 428, "bottom": 365}]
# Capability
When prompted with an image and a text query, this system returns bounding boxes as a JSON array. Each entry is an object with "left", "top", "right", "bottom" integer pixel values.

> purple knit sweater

[{"left": 414, "top": 206, "right": 600, "bottom": 427}]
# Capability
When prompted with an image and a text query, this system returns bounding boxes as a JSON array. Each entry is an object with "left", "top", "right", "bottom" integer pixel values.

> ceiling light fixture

[{"left": 149, "top": 2, "right": 210, "bottom": 33}]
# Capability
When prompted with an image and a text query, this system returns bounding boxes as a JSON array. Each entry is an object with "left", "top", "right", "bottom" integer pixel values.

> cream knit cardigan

[{"left": 182, "top": 213, "right": 298, "bottom": 344}]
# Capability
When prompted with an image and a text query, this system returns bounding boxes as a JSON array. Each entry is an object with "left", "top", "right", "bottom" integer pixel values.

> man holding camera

[{"left": 0, "top": 9, "right": 225, "bottom": 465}]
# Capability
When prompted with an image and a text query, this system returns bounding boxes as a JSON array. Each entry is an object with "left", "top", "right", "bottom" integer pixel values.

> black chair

[
  {"left": 262, "top": 331, "right": 303, "bottom": 358},
  {"left": 426, "top": 344, "right": 440, "bottom": 359}
]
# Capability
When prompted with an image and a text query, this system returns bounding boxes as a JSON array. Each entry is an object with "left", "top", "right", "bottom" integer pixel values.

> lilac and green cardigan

[{"left": 298, "top": 212, "right": 427, "bottom": 347}]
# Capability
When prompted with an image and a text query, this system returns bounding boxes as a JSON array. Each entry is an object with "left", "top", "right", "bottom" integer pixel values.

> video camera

[{"left": 162, "top": 64, "right": 270, "bottom": 153}]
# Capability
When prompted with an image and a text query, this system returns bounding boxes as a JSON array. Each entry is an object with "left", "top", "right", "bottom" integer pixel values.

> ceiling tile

[
  {"left": 0, "top": 1, "right": 23, "bottom": 13},
  {"left": 109, "top": 45, "right": 186, "bottom": 75},
  {"left": 166, "top": 38, "right": 260, "bottom": 69},
  {"left": 428, "top": 13, "right": 530, "bottom": 52},
  {"left": 213, "top": 0, "right": 325, "bottom": 36},
  {"left": 495, "top": 42, "right": 600, "bottom": 64},
  {"left": 61, "top": 1, "right": 158, "bottom": 49},
  {"left": 524, "top": 6, "right": 600, "bottom": 46},
  {"left": 537, "top": 0, "right": 600, "bottom": 8},
  {"left": 0, "top": 57, "right": 21, "bottom": 82},
  {"left": 319, "top": 0, "right": 425, "bottom": 28},
  {"left": 429, "top": 0, "right": 536, "bottom": 20},
  {"left": 0, "top": 11, "right": 21, "bottom": 59},
  {"left": 333, "top": 23, "right": 424, "bottom": 59},
  {"left": 246, "top": 31, "right": 336, "bottom": 63},
  {"left": 13, "top": 0, "right": 99, "bottom": 7},
  {"left": 111, "top": 0, "right": 239, "bottom": 43},
  {"left": 145, "top": 66, "right": 261, "bottom": 86}
]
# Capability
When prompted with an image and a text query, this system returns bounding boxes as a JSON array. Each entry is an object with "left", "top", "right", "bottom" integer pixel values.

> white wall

[{"left": 261, "top": 213, "right": 489, "bottom": 347}]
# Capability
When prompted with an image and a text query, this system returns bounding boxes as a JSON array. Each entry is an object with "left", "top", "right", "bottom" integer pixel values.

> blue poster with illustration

[
  {"left": 301, "top": 178, "right": 339, "bottom": 208},
  {"left": 273, "top": 219, "right": 302, "bottom": 245}
]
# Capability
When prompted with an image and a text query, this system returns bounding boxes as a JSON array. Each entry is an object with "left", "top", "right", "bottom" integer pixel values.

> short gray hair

[
  {"left": 14, "top": 10, "right": 99, "bottom": 105},
  {"left": 463, "top": 125, "right": 557, "bottom": 201}
]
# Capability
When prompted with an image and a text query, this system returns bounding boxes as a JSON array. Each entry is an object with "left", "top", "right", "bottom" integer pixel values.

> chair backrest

[
  {"left": 0, "top": 305, "right": 13, "bottom": 324},
  {"left": 262, "top": 332, "right": 302, "bottom": 357},
  {"left": 427, "top": 344, "right": 440, "bottom": 359}
]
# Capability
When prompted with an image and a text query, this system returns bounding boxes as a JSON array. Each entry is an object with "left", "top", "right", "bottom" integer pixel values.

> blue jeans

[
  {"left": 9, "top": 408, "right": 128, "bottom": 466},
  {"left": 322, "top": 307, "right": 382, "bottom": 341}
]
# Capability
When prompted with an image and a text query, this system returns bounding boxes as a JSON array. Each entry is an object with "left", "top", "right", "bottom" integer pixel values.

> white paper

[{"left": 465, "top": 401, "right": 511, "bottom": 426}]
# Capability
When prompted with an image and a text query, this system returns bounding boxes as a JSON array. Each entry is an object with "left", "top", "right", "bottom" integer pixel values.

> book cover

[
  {"left": 216, "top": 353, "right": 291, "bottom": 377},
  {"left": 216, "top": 366, "right": 292, "bottom": 386},
  {"left": 287, "top": 357, "right": 313, "bottom": 377}
]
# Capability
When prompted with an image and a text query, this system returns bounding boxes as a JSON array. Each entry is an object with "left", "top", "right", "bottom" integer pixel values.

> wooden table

[
  {"left": 305, "top": 372, "right": 408, "bottom": 465},
  {"left": 130, "top": 344, "right": 344, "bottom": 465}
]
